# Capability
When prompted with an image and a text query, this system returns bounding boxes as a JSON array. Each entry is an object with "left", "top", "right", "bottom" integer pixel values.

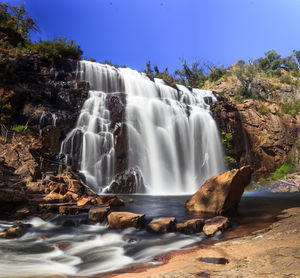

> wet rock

[
  {"left": 88, "top": 205, "right": 110, "bottom": 223},
  {"left": 128, "top": 198, "right": 134, "bottom": 203},
  {"left": 176, "top": 219, "right": 204, "bottom": 234},
  {"left": 58, "top": 205, "right": 91, "bottom": 215},
  {"left": 55, "top": 242, "right": 70, "bottom": 250},
  {"left": 107, "top": 167, "right": 146, "bottom": 194},
  {"left": 0, "top": 223, "right": 31, "bottom": 239},
  {"left": 96, "top": 195, "right": 124, "bottom": 207},
  {"left": 107, "top": 212, "right": 145, "bottom": 230},
  {"left": 185, "top": 166, "right": 252, "bottom": 214},
  {"left": 10, "top": 207, "right": 31, "bottom": 220},
  {"left": 43, "top": 192, "right": 67, "bottom": 203},
  {"left": 203, "top": 216, "right": 230, "bottom": 236},
  {"left": 147, "top": 217, "right": 176, "bottom": 234},
  {"left": 0, "top": 188, "right": 27, "bottom": 203}
]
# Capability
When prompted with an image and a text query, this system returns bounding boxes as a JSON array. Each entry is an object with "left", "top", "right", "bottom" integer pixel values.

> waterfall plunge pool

[{"left": 0, "top": 192, "right": 299, "bottom": 278}]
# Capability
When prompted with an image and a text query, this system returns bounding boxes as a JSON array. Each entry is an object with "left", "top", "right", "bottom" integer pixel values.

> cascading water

[{"left": 61, "top": 61, "right": 225, "bottom": 194}]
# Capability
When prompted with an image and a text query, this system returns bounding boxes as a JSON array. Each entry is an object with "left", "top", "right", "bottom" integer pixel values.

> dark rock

[
  {"left": 147, "top": 217, "right": 176, "bottom": 234},
  {"left": 96, "top": 195, "right": 124, "bottom": 207},
  {"left": 88, "top": 205, "right": 110, "bottom": 223},
  {"left": 176, "top": 219, "right": 204, "bottom": 234},
  {"left": 0, "top": 188, "right": 27, "bottom": 203},
  {"left": 0, "top": 223, "right": 31, "bottom": 239},
  {"left": 107, "top": 212, "right": 145, "bottom": 230},
  {"left": 58, "top": 205, "right": 91, "bottom": 215},
  {"left": 203, "top": 216, "right": 230, "bottom": 236},
  {"left": 107, "top": 167, "right": 146, "bottom": 194}
]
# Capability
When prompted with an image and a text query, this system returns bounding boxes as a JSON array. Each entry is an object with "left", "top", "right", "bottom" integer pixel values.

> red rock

[
  {"left": 203, "top": 216, "right": 230, "bottom": 236},
  {"left": 185, "top": 166, "right": 252, "bottom": 214},
  {"left": 147, "top": 217, "right": 176, "bottom": 234},
  {"left": 107, "top": 212, "right": 145, "bottom": 229},
  {"left": 96, "top": 195, "right": 124, "bottom": 207}
]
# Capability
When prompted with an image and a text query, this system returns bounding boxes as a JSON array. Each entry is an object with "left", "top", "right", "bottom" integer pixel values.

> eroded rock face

[
  {"left": 107, "top": 212, "right": 145, "bottom": 230},
  {"left": 203, "top": 216, "right": 230, "bottom": 236},
  {"left": 147, "top": 217, "right": 176, "bottom": 234},
  {"left": 185, "top": 166, "right": 252, "bottom": 214},
  {"left": 176, "top": 219, "right": 204, "bottom": 234},
  {"left": 212, "top": 100, "right": 298, "bottom": 178}
]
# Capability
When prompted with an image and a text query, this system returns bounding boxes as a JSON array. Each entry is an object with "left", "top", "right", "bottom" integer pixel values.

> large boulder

[
  {"left": 147, "top": 217, "right": 176, "bottom": 234},
  {"left": 203, "top": 216, "right": 230, "bottom": 236},
  {"left": 107, "top": 212, "right": 145, "bottom": 230},
  {"left": 185, "top": 166, "right": 252, "bottom": 214}
]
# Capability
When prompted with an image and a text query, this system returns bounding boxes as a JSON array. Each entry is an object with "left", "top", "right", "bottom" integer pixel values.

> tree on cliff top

[{"left": 0, "top": 3, "right": 39, "bottom": 38}]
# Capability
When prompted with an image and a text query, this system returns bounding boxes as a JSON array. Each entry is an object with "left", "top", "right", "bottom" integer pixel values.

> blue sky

[{"left": 4, "top": 0, "right": 300, "bottom": 72}]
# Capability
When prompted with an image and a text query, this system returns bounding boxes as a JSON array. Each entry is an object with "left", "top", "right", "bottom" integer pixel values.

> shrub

[
  {"left": 11, "top": 124, "right": 27, "bottom": 132},
  {"left": 258, "top": 104, "right": 269, "bottom": 115},
  {"left": 27, "top": 36, "right": 83, "bottom": 63},
  {"left": 225, "top": 156, "right": 236, "bottom": 167},
  {"left": 280, "top": 101, "right": 300, "bottom": 116},
  {"left": 268, "top": 159, "right": 294, "bottom": 180},
  {"left": 233, "top": 94, "right": 244, "bottom": 103},
  {"left": 222, "top": 132, "right": 233, "bottom": 149},
  {"left": 208, "top": 68, "right": 227, "bottom": 82},
  {"left": 279, "top": 74, "right": 292, "bottom": 84}
]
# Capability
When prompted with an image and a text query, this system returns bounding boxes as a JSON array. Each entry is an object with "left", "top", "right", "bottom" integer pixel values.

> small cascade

[
  {"left": 60, "top": 61, "right": 225, "bottom": 194},
  {"left": 60, "top": 62, "right": 124, "bottom": 191},
  {"left": 39, "top": 111, "right": 58, "bottom": 136}
]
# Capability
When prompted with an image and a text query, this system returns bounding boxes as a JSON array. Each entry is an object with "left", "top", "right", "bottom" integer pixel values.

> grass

[{"left": 280, "top": 101, "right": 300, "bottom": 116}]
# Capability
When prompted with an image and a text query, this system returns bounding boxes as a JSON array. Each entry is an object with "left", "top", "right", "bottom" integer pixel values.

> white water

[{"left": 61, "top": 61, "right": 224, "bottom": 194}]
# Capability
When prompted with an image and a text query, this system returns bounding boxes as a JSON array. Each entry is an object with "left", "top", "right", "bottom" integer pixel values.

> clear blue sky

[{"left": 4, "top": 0, "right": 300, "bottom": 72}]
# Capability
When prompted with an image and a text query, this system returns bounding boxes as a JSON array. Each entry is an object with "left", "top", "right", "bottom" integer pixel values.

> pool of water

[{"left": 0, "top": 192, "right": 299, "bottom": 277}]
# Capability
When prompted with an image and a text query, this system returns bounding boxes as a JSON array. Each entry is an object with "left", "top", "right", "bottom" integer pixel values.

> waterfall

[{"left": 60, "top": 61, "right": 225, "bottom": 194}]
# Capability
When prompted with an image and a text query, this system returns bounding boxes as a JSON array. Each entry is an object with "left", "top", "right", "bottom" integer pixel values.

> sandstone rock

[
  {"left": 0, "top": 223, "right": 31, "bottom": 239},
  {"left": 96, "top": 195, "right": 124, "bottom": 207},
  {"left": 26, "top": 181, "right": 42, "bottom": 193},
  {"left": 88, "top": 205, "right": 110, "bottom": 222},
  {"left": 10, "top": 207, "right": 31, "bottom": 220},
  {"left": 176, "top": 219, "right": 204, "bottom": 234},
  {"left": 185, "top": 166, "right": 252, "bottom": 214},
  {"left": 107, "top": 212, "right": 145, "bottom": 230},
  {"left": 147, "top": 217, "right": 176, "bottom": 234},
  {"left": 203, "top": 216, "right": 230, "bottom": 236},
  {"left": 43, "top": 192, "right": 66, "bottom": 203},
  {"left": 77, "top": 197, "right": 92, "bottom": 206},
  {"left": 55, "top": 242, "right": 70, "bottom": 250}
]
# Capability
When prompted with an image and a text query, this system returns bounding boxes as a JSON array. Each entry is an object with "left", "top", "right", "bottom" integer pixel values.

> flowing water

[
  {"left": 1, "top": 192, "right": 300, "bottom": 278},
  {"left": 60, "top": 61, "right": 225, "bottom": 194}
]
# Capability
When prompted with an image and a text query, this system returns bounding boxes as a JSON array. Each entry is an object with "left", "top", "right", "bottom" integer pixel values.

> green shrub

[
  {"left": 208, "top": 68, "right": 227, "bottom": 82},
  {"left": 279, "top": 74, "right": 292, "bottom": 84},
  {"left": 268, "top": 159, "right": 294, "bottom": 180},
  {"left": 27, "top": 36, "right": 83, "bottom": 63},
  {"left": 233, "top": 94, "right": 244, "bottom": 103},
  {"left": 11, "top": 125, "right": 27, "bottom": 132},
  {"left": 225, "top": 156, "right": 236, "bottom": 167},
  {"left": 258, "top": 104, "right": 269, "bottom": 115},
  {"left": 280, "top": 101, "right": 300, "bottom": 116},
  {"left": 296, "top": 139, "right": 300, "bottom": 150},
  {"left": 222, "top": 132, "right": 233, "bottom": 149}
]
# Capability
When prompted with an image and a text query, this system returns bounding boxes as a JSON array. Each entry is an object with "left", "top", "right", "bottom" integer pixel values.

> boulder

[
  {"left": 88, "top": 205, "right": 110, "bottom": 223},
  {"left": 96, "top": 195, "right": 124, "bottom": 207},
  {"left": 185, "top": 166, "right": 252, "bottom": 214},
  {"left": 147, "top": 217, "right": 176, "bottom": 234},
  {"left": 0, "top": 223, "right": 31, "bottom": 239},
  {"left": 176, "top": 218, "right": 204, "bottom": 234},
  {"left": 203, "top": 216, "right": 230, "bottom": 236},
  {"left": 107, "top": 212, "right": 145, "bottom": 230}
]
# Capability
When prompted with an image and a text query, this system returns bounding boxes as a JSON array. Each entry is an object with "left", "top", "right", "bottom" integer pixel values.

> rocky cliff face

[{"left": 211, "top": 83, "right": 299, "bottom": 179}]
